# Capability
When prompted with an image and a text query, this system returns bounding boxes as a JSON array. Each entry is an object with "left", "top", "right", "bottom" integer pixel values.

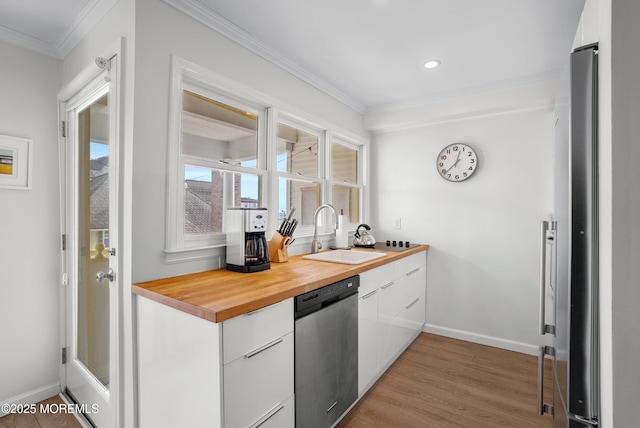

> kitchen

[{"left": 0, "top": 0, "right": 639, "bottom": 427}]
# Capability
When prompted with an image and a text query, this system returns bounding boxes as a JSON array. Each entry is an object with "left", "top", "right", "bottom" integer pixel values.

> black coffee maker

[{"left": 226, "top": 208, "right": 271, "bottom": 273}]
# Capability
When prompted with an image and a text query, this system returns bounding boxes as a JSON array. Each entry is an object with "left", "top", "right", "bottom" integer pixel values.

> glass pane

[
  {"left": 181, "top": 90, "right": 258, "bottom": 168},
  {"left": 77, "top": 94, "right": 110, "bottom": 387},
  {"left": 185, "top": 165, "right": 261, "bottom": 234},
  {"left": 332, "top": 141, "right": 358, "bottom": 184},
  {"left": 276, "top": 123, "right": 318, "bottom": 177},
  {"left": 332, "top": 184, "right": 360, "bottom": 224},
  {"left": 278, "top": 177, "right": 321, "bottom": 227}
]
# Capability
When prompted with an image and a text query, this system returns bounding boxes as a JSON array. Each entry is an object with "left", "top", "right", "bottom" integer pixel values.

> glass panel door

[
  {"left": 77, "top": 94, "right": 110, "bottom": 387},
  {"left": 62, "top": 60, "right": 118, "bottom": 427}
]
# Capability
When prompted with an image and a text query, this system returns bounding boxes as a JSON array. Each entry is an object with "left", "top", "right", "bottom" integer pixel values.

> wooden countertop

[{"left": 132, "top": 244, "right": 429, "bottom": 323}]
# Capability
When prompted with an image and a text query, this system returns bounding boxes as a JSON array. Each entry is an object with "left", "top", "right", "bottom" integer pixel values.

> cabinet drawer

[
  {"left": 396, "top": 292, "right": 426, "bottom": 347},
  {"left": 358, "top": 289, "right": 378, "bottom": 394},
  {"left": 403, "top": 265, "right": 426, "bottom": 305},
  {"left": 245, "top": 394, "right": 294, "bottom": 428},
  {"left": 223, "top": 298, "right": 293, "bottom": 364},
  {"left": 224, "top": 332, "right": 294, "bottom": 428},
  {"left": 394, "top": 251, "right": 426, "bottom": 279},
  {"left": 359, "top": 263, "right": 394, "bottom": 295},
  {"left": 378, "top": 278, "right": 404, "bottom": 318}
]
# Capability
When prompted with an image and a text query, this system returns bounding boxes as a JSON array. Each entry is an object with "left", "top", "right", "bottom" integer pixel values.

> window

[
  {"left": 166, "top": 57, "right": 367, "bottom": 256},
  {"left": 175, "top": 89, "right": 267, "bottom": 249},
  {"left": 276, "top": 120, "right": 323, "bottom": 229},
  {"left": 330, "top": 139, "right": 362, "bottom": 226}
]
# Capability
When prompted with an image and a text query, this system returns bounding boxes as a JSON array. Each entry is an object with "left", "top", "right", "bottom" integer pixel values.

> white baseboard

[
  {"left": 423, "top": 323, "right": 539, "bottom": 356},
  {"left": 0, "top": 382, "right": 61, "bottom": 417}
]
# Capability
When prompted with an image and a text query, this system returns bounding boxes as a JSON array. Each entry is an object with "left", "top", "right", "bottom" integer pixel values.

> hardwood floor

[
  {"left": 338, "top": 333, "right": 555, "bottom": 428},
  {"left": 0, "top": 396, "right": 82, "bottom": 428},
  {"left": 2, "top": 333, "right": 553, "bottom": 428}
]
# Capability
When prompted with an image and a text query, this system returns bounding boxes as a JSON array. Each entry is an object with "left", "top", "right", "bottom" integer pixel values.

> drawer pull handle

[
  {"left": 407, "top": 268, "right": 420, "bottom": 276},
  {"left": 361, "top": 290, "right": 378, "bottom": 300},
  {"left": 381, "top": 281, "right": 394, "bottom": 290},
  {"left": 246, "top": 300, "right": 284, "bottom": 316},
  {"left": 405, "top": 298, "right": 420, "bottom": 309},
  {"left": 326, "top": 401, "right": 338, "bottom": 413},
  {"left": 245, "top": 337, "right": 284, "bottom": 359},
  {"left": 249, "top": 403, "right": 285, "bottom": 428}
]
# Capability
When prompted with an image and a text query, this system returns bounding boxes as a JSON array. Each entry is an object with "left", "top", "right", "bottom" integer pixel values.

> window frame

[
  {"left": 166, "top": 57, "right": 368, "bottom": 260},
  {"left": 327, "top": 135, "right": 365, "bottom": 230},
  {"left": 273, "top": 114, "right": 326, "bottom": 235}
]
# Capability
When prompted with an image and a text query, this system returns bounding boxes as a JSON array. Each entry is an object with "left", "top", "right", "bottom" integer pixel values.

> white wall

[
  {"left": 609, "top": 1, "right": 640, "bottom": 426},
  {"left": 367, "top": 83, "right": 556, "bottom": 353},
  {"left": 0, "top": 41, "right": 63, "bottom": 410},
  {"left": 131, "top": 0, "right": 369, "bottom": 282}
]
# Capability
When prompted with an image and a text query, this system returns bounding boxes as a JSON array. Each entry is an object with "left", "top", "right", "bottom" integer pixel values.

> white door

[{"left": 60, "top": 57, "right": 119, "bottom": 427}]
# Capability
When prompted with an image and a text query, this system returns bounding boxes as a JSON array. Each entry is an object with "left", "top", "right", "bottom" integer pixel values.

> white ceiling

[
  {"left": 0, "top": 0, "right": 119, "bottom": 58},
  {"left": 0, "top": 0, "right": 585, "bottom": 112}
]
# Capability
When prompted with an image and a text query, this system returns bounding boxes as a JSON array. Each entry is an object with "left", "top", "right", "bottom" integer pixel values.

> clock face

[{"left": 436, "top": 143, "right": 478, "bottom": 182}]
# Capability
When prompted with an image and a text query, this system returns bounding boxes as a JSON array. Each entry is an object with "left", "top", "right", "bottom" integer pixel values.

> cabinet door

[{"left": 358, "top": 288, "right": 378, "bottom": 394}]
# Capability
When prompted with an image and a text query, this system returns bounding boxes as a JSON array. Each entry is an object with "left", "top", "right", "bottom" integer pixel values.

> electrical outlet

[{"left": 393, "top": 217, "right": 402, "bottom": 230}]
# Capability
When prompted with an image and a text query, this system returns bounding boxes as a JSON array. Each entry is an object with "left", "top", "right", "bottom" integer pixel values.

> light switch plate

[{"left": 393, "top": 217, "right": 402, "bottom": 229}]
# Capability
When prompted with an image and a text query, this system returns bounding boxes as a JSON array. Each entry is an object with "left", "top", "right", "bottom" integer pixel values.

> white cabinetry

[
  {"left": 357, "top": 251, "right": 427, "bottom": 395},
  {"left": 137, "top": 297, "right": 294, "bottom": 428},
  {"left": 222, "top": 299, "right": 294, "bottom": 428},
  {"left": 137, "top": 250, "right": 427, "bottom": 427},
  {"left": 137, "top": 296, "right": 224, "bottom": 428}
]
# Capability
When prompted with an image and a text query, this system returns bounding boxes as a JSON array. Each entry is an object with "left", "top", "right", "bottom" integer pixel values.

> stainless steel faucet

[{"left": 311, "top": 204, "right": 338, "bottom": 253}]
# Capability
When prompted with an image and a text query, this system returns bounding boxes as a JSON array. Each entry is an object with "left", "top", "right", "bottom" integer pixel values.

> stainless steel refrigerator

[{"left": 538, "top": 43, "right": 599, "bottom": 428}]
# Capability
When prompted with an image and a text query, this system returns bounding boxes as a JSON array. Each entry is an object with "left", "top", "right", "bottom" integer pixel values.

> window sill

[{"left": 164, "top": 244, "right": 226, "bottom": 264}]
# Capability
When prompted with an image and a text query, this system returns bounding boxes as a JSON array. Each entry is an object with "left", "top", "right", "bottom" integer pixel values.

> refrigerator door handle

[
  {"left": 537, "top": 345, "right": 555, "bottom": 416},
  {"left": 539, "top": 220, "right": 557, "bottom": 335},
  {"left": 569, "top": 413, "right": 599, "bottom": 426}
]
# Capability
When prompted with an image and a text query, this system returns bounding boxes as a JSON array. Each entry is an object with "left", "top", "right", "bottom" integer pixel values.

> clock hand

[{"left": 445, "top": 151, "right": 462, "bottom": 173}]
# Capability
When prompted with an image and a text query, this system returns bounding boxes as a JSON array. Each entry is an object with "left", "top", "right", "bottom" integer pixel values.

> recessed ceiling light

[{"left": 424, "top": 60, "right": 441, "bottom": 69}]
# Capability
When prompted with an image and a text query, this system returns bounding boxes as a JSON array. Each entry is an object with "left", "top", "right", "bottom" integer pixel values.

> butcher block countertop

[{"left": 132, "top": 244, "right": 429, "bottom": 323}]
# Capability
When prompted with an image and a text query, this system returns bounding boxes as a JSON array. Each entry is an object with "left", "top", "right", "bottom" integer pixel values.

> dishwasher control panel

[{"left": 294, "top": 275, "right": 359, "bottom": 319}]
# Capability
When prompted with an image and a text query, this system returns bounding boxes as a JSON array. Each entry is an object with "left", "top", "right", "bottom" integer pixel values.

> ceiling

[{"left": 0, "top": 0, "right": 585, "bottom": 113}]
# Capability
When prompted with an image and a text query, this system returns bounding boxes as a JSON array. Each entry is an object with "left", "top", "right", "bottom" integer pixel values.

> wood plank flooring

[
  {"left": 337, "top": 332, "right": 555, "bottom": 428},
  {"left": 0, "top": 396, "right": 82, "bottom": 428},
  {"left": 1, "top": 333, "right": 553, "bottom": 428}
]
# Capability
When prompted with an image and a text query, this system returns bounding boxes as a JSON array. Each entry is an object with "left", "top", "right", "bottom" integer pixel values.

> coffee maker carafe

[{"left": 226, "top": 208, "right": 271, "bottom": 273}]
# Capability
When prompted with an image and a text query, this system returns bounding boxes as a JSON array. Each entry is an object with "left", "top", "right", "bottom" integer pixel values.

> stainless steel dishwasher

[{"left": 294, "top": 275, "right": 359, "bottom": 428}]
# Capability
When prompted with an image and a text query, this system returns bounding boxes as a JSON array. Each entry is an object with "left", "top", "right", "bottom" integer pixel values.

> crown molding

[
  {"left": 0, "top": 0, "right": 118, "bottom": 59},
  {"left": 56, "top": 0, "right": 119, "bottom": 58},
  {"left": 162, "top": 0, "right": 366, "bottom": 113},
  {"left": 0, "top": 25, "right": 60, "bottom": 58}
]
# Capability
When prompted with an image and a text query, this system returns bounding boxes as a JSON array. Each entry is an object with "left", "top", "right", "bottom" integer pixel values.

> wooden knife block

[{"left": 269, "top": 231, "right": 289, "bottom": 263}]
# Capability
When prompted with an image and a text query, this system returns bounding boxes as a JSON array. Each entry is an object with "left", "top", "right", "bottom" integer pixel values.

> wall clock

[{"left": 436, "top": 143, "right": 478, "bottom": 182}]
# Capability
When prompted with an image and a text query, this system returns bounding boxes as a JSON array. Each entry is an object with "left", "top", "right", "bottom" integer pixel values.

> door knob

[{"left": 96, "top": 268, "right": 115, "bottom": 283}]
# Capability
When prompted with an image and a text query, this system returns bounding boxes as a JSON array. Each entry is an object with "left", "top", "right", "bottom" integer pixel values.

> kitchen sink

[{"left": 302, "top": 249, "right": 387, "bottom": 265}]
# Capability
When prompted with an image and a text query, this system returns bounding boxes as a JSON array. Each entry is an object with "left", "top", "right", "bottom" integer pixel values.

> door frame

[{"left": 57, "top": 46, "right": 122, "bottom": 427}]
